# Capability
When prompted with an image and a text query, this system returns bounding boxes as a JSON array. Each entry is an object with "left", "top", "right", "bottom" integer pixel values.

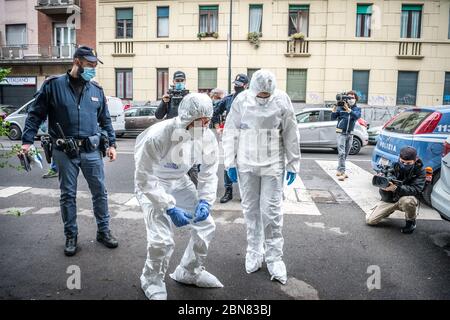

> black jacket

[
  {"left": 379, "top": 159, "right": 426, "bottom": 203},
  {"left": 155, "top": 91, "right": 189, "bottom": 120},
  {"left": 22, "top": 72, "right": 115, "bottom": 146}
]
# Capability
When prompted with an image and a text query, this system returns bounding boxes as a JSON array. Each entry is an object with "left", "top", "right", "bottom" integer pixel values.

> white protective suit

[
  {"left": 222, "top": 70, "right": 301, "bottom": 284},
  {"left": 134, "top": 93, "right": 223, "bottom": 300}
]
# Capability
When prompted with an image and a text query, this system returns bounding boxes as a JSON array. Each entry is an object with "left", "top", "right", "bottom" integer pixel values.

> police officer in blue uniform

[
  {"left": 211, "top": 73, "right": 249, "bottom": 203},
  {"left": 21, "top": 46, "right": 119, "bottom": 256}
]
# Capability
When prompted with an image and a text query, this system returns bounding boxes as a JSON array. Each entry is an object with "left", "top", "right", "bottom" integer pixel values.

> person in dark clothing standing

[
  {"left": 155, "top": 71, "right": 200, "bottom": 186},
  {"left": 212, "top": 74, "right": 249, "bottom": 203},
  {"left": 21, "top": 46, "right": 119, "bottom": 256},
  {"left": 155, "top": 71, "right": 189, "bottom": 120}
]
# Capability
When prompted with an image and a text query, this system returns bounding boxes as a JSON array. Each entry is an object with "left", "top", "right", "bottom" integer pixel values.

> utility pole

[{"left": 227, "top": 0, "right": 233, "bottom": 94}]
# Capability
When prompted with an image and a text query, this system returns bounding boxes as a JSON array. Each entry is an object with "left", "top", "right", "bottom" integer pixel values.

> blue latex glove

[
  {"left": 194, "top": 199, "right": 210, "bottom": 223},
  {"left": 286, "top": 172, "right": 296, "bottom": 186},
  {"left": 227, "top": 167, "right": 238, "bottom": 183},
  {"left": 166, "top": 207, "right": 193, "bottom": 227}
]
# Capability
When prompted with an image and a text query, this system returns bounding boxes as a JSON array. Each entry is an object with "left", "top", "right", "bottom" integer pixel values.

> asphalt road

[{"left": 0, "top": 137, "right": 450, "bottom": 300}]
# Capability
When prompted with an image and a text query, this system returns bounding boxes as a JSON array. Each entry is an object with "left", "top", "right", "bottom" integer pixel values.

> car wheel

[
  {"left": 7, "top": 124, "right": 22, "bottom": 141},
  {"left": 421, "top": 170, "right": 440, "bottom": 207},
  {"left": 349, "top": 137, "right": 362, "bottom": 155}
]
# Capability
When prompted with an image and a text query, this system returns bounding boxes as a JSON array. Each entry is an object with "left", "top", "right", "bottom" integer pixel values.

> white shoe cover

[
  {"left": 169, "top": 265, "right": 224, "bottom": 288},
  {"left": 140, "top": 275, "right": 168, "bottom": 300},
  {"left": 267, "top": 260, "right": 287, "bottom": 285},
  {"left": 245, "top": 252, "right": 263, "bottom": 274}
]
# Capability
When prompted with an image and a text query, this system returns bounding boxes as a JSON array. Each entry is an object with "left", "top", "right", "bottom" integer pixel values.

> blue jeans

[
  {"left": 337, "top": 133, "right": 353, "bottom": 173},
  {"left": 53, "top": 149, "right": 110, "bottom": 237},
  {"left": 224, "top": 170, "right": 232, "bottom": 189},
  {"left": 50, "top": 160, "right": 57, "bottom": 172}
]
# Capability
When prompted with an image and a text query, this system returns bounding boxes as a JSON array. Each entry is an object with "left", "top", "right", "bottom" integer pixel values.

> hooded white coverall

[
  {"left": 134, "top": 93, "right": 223, "bottom": 300},
  {"left": 222, "top": 70, "right": 301, "bottom": 284}
]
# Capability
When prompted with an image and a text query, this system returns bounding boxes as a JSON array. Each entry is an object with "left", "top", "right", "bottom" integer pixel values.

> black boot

[
  {"left": 97, "top": 231, "right": 119, "bottom": 248},
  {"left": 401, "top": 220, "right": 416, "bottom": 234},
  {"left": 64, "top": 236, "right": 78, "bottom": 257},
  {"left": 220, "top": 188, "right": 233, "bottom": 203}
]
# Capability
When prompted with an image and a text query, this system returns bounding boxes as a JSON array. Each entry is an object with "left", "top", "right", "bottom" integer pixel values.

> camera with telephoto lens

[
  {"left": 372, "top": 164, "right": 403, "bottom": 189},
  {"left": 167, "top": 86, "right": 190, "bottom": 106},
  {"left": 336, "top": 93, "right": 352, "bottom": 107}
]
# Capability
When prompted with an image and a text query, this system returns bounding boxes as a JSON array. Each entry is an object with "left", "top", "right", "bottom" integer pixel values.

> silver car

[
  {"left": 4, "top": 99, "right": 46, "bottom": 140},
  {"left": 431, "top": 136, "right": 450, "bottom": 221},
  {"left": 296, "top": 107, "right": 369, "bottom": 155}
]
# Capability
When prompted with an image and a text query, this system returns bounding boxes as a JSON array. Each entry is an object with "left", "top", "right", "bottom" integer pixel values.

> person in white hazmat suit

[
  {"left": 134, "top": 93, "right": 223, "bottom": 300},
  {"left": 222, "top": 69, "right": 301, "bottom": 284}
]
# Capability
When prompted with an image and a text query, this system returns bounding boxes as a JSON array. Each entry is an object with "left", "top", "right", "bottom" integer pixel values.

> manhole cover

[{"left": 309, "top": 189, "right": 337, "bottom": 203}]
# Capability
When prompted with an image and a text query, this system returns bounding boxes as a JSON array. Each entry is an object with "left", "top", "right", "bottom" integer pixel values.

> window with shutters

[
  {"left": 356, "top": 4, "right": 372, "bottom": 37},
  {"left": 116, "top": 8, "right": 133, "bottom": 39},
  {"left": 401, "top": 4, "right": 422, "bottom": 38},
  {"left": 199, "top": 5, "right": 218, "bottom": 34},
  {"left": 287, "top": 69, "right": 307, "bottom": 102},
  {"left": 157, "top": 69, "right": 169, "bottom": 100},
  {"left": 157, "top": 7, "right": 169, "bottom": 38},
  {"left": 352, "top": 70, "right": 370, "bottom": 103},
  {"left": 288, "top": 5, "right": 309, "bottom": 36},
  {"left": 198, "top": 68, "right": 217, "bottom": 93},
  {"left": 397, "top": 71, "right": 418, "bottom": 105},
  {"left": 116, "top": 69, "right": 133, "bottom": 100}
]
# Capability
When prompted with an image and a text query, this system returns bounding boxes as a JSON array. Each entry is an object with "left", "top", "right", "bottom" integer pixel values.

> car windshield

[{"left": 384, "top": 111, "right": 431, "bottom": 134}]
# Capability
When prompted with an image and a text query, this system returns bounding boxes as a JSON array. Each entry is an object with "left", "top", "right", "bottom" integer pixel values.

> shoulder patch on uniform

[{"left": 90, "top": 81, "right": 103, "bottom": 90}]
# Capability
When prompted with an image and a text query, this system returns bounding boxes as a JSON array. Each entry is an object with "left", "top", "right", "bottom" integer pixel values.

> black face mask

[
  {"left": 399, "top": 162, "right": 414, "bottom": 172},
  {"left": 234, "top": 86, "right": 245, "bottom": 94}
]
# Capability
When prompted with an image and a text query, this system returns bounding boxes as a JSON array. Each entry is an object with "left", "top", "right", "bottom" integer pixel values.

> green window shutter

[
  {"left": 357, "top": 4, "right": 372, "bottom": 14},
  {"left": 352, "top": 70, "right": 370, "bottom": 103},
  {"left": 250, "top": 4, "right": 263, "bottom": 9},
  {"left": 287, "top": 69, "right": 307, "bottom": 102},
  {"left": 402, "top": 4, "right": 422, "bottom": 11},
  {"left": 198, "top": 69, "right": 217, "bottom": 89},
  {"left": 289, "top": 4, "right": 309, "bottom": 12},
  {"left": 116, "top": 8, "right": 133, "bottom": 20},
  {"left": 200, "top": 5, "right": 218, "bottom": 11},
  {"left": 397, "top": 71, "right": 418, "bottom": 105}
]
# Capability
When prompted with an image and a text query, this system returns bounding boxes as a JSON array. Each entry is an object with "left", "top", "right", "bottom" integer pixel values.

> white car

[
  {"left": 296, "top": 107, "right": 369, "bottom": 155},
  {"left": 431, "top": 136, "right": 450, "bottom": 221},
  {"left": 5, "top": 96, "right": 124, "bottom": 140}
]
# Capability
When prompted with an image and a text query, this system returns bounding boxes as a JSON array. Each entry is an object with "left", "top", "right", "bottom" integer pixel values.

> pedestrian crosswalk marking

[
  {"left": 0, "top": 187, "right": 32, "bottom": 198},
  {"left": 315, "top": 160, "right": 442, "bottom": 221}
]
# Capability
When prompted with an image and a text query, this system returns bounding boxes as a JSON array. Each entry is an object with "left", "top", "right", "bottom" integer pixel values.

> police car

[{"left": 371, "top": 106, "right": 450, "bottom": 206}]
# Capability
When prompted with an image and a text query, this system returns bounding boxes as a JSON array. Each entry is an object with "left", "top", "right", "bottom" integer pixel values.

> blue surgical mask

[
  {"left": 80, "top": 67, "right": 96, "bottom": 82},
  {"left": 175, "top": 82, "right": 185, "bottom": 90}
]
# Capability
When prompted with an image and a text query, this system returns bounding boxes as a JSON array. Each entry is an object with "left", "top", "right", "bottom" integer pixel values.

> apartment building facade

[
  {"left": 97, "top": 0, "right": 450, "bottom": 107},
  {"left": 0, "top": 0, "right": 96, "bottom": 107}
]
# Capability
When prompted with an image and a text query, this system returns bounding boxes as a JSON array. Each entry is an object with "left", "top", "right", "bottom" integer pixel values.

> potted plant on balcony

[
  {"left": 212, "top": 32, "right": 219, "bottom": 39},
  {"left": 247, "top": 32, "right": 262, "bottom": 49},
  {"left": 197, "top": 32, "right": 207, "bottom": 39},
  {"left": 290, "top": 32, "right": 306, "bottom": 41},
  {"left": 197, "top": 32, "right": 219, "bottom": 39}
]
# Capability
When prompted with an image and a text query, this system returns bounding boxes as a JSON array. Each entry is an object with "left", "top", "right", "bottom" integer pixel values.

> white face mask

[
  {"left": 255, "top": 96, "right": 270, "bottom": 105},
  {"left": 348, "top": 98, "right": 356, "bottom": 106}
]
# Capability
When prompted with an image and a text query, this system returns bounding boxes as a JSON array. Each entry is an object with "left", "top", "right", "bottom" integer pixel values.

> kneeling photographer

[
  {"left": 155, "top": 70, "right": 189, "bottom": 120},
  {"left": 366, "top": 147, "right": 426, "bottom": 234},
  {"left": 331, "top": 91, "right": 361, "bottom": 181}
]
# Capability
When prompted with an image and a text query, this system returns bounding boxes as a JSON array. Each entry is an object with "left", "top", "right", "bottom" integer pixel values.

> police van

[{"left": 371, "top": 106, "right": 450, "bottom": 206}]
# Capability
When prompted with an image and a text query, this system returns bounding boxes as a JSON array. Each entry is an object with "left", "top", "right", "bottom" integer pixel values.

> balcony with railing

[
  {"left": 112, "top": 41, "right": 135, "bottom": 56},
  {"left": 35, "top": 0, "right": 81, "bottom": 15},
  {"left": 397, "top": 41, "right": 424, "bottom": 59},
  {"left": 0, "top": 44, "right": 77, "bottom": 64},
  {"left": 285, "top": 39, "right": 311, "bottom": 57}
]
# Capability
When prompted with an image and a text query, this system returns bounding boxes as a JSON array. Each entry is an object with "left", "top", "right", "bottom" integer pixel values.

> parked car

[
  {"left": 371, "top": 106, "right": 450, "bottom": 206},
  {"left": 368, "top": 125, "right": 383, "bottom": 145},
  {"left": 124, "top": 106, "right": 160, "bottom": 135},
  {"left": 106, "top": 96, "right": 125, "bottom": 138},
  {"left": 4, "top": 96, "right": 124, "bottom": 140},
  {"left": 0, "top": 104, "right": 20, "bottom": 120},
  {"left": 296, "top": 107, "right": 369, "bottom": 155},
  {"left": 4, "top": 99, "right": 44, "bottom": 140},
  {"left": 431, "top": 136, "right": 450, "bottom": 221}
]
